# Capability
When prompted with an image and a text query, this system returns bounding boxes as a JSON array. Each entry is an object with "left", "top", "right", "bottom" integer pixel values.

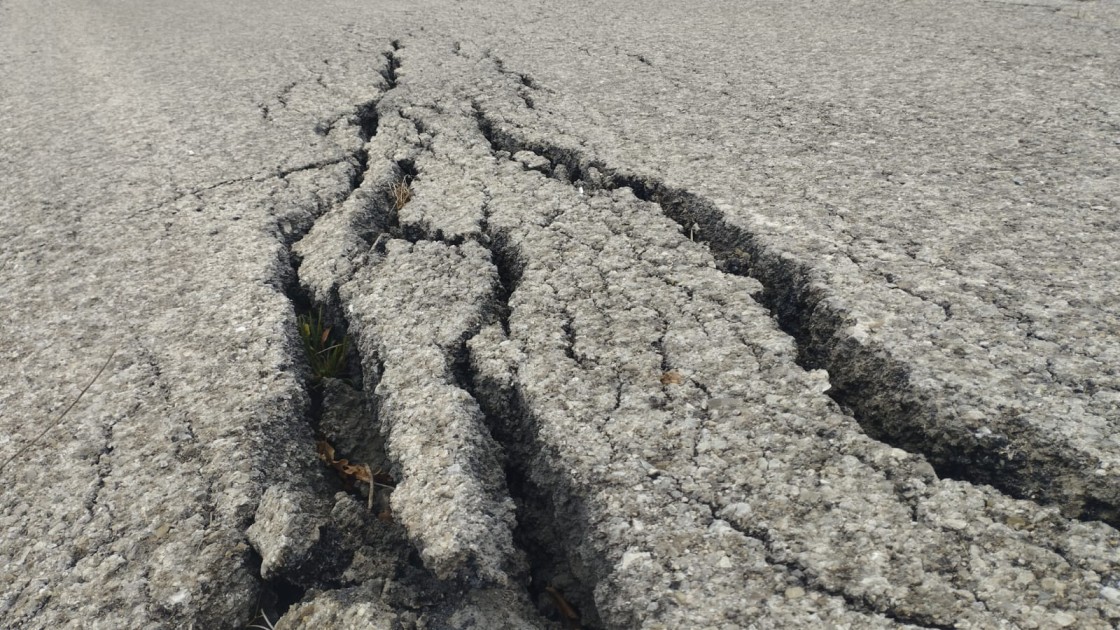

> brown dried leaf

[
  {"left": 316, "top": 440, "right": 336, "bottom": 463},
  {"left": 316, "top": 440, "right": 395, "bottom": 512},
  {"left": 343, "top": 462, "right": 373, "bottom": 484},
  {"left": 660, "top": 371, "right": 683, "bottom": 385}
]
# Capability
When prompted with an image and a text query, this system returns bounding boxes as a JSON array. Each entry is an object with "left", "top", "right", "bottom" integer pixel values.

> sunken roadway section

[{"left": 281, "top": 39, "right": 1120, "bottom": 629}]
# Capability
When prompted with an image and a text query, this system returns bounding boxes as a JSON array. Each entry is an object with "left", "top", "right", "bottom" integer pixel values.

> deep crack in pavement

[
  {"left": 5, "top": 2, "right": 1120, "bottom": 627},
  {"left": 260, "top": 37, "right": 1120, "bottom": 629}
]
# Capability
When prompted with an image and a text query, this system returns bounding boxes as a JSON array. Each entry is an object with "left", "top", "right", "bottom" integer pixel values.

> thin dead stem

[
  {"left": 0, "top": 347, "right": 118, "bottom": 475},
  {"left": 391, "top": 177, "right": 412, "bottom": 211}
]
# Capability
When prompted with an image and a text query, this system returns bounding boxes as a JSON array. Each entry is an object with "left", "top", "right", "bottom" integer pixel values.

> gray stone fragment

[
  {"left": 246, "top": 484, "right": 349, "bottom": 588},
  {"left": 513, "top": 149, "right": 551, "bottom": 172},
  {"left": 292, "top": 158, "right": 399, "bottom": 311},
  {"left": 277, "top": 583, "right": 554, "bottom": 630},
  {"left": 318, "top": 377, "right": 388, "bottom": 475},
  {"left": 276, "top": 583, "right": 398, "bottom": 630},
  {"left": 394, "top": 107, "right": 494, "bottom": 243},
  {"left": 335, "top": 239, "right": 520, "bottom": 586},
  {"left": 442, "top": 588, "right": 559, "bottom": 629}
]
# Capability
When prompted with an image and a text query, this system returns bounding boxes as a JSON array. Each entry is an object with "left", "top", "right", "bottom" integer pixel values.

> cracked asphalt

[{"left": 2, "top": 0, "right": 1119, "bottom": 628}]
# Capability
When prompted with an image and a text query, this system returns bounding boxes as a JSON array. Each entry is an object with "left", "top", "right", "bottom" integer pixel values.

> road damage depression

[
  {"left": 249, "top": 40, "right": 1120, "bottom": 629},
  {"left": 2, "top": 2, "right": 1120, "bottom": 629}
]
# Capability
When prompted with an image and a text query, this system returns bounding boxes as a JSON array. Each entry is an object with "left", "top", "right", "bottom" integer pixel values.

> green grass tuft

[{"left": 297, "top": 306, "right": 349, "bottom": 383}]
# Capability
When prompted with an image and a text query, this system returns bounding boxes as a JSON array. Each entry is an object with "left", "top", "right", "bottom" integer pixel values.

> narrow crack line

[
  {"left": 124, "top": 156, "right": 353, "bottom": 220},
  {"left": 486, "top": 50, "right": 542, "bottom": 91},
  {"left": 276, "top": 156, "right": 353, "bottom": 180},
  {"left": 276, "top": 81, "right": 297, "bottom": 108},
  {"left": 83, "top": 412, "right": 119, "bottom": 517},
  {"left": 696, "top": 499, "right": 954, "bottom": 630},
  {"left": 468, "top": 106, "right": 1116, "bottom": 527},
  {"left": 628, "top": 53, "right": 653, "bottom": 67},
  {"left": 978, "top": 0, "right": 1062, "bottom": 12},
  {"left": 561, "top": 312, "right": 580, "bottom": 365},
  {"left": 483, "top": 51, "right": 544, "bottom": 110},
  {"left": 125, "top": 179, "right": 248, "bottom": 218}
]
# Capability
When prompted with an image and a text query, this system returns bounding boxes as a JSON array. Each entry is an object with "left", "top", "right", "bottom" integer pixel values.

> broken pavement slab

[{"left": 3, "top": 0, "right": 1120, "bottom": 628}]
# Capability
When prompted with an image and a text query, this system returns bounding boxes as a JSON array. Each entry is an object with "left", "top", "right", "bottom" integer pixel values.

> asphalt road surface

[{"left": 2, "top": 0, "right": 1119, "bottom": 628}]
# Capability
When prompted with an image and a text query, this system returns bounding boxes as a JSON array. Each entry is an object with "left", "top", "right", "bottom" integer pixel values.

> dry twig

[{"left": 0, "top": 347, "right": 118, "bottom": 475}]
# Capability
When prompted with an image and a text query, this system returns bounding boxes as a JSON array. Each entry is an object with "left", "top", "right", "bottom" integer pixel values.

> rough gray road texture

[{"left": 2, "top": 0, "right": 1119, "bottom": 628}]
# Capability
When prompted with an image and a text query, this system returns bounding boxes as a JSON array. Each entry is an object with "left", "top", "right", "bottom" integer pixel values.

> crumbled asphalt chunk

[
  {"left": 276, "top": 582, "right": 554, "bottom": 630},
  {"left": 294, "top": 104, "right": 423, "bottom": 311},
  {"left": 337, "top": 239, "right": 520, "bottom": 586},
  {"left": 246, "top": 484, "right": 351, "bottom": 588},
  {"left": 317, "top": 378, "right": 388, "bottom": 475},
  {"left": 275, "top": 583, "right": 398, "bottom": 630}
]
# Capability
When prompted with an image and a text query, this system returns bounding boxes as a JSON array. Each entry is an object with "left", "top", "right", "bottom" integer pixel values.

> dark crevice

[
  {"left": 449, "top": 182, "right": 603, "bottom": 629},
  {"left": 384, "top": 109, "right": 598, "bottom": 622},
  {"left": 381, "top": 40, "right": 402, "bottom": 89},
  {"left": 463, "top": 343, "right": 605, "bottom": 630},
  {"left": 269, "top": 69, "right": 565, "bottom": 627},
  {"left": 484, "top": 55, "right": 541, "bottom": 110},
  {"left": 1081, "top": 496, "right": 1120, "bottom": 526},
  {"left": 245, "top": 551, "right": 306, "bottom": 627},
  {"left": 469, "top": 108, "right": 1117, "bottom": 528},
  {"left": 250, "top": 75, "right": 394, "bottom": 627},
  {"left": 396, "top": 157, "right": 417, "bottom": 180},
  {"left": 284, "top": 250, "right": 372, "bottom": 496},
  {"left": 491, "top": 54, "right": 540, "bottom": 90},
  {"left": 376, "top": 162, "right": 596, "bottom": 626},
  {"left": 355, "top": 99, "right": 379, "bottom": 144},
  {"left": 561, "top": 316, "right": 578, "bottom": 363},
  {"left": 276, "top": 82, "right": 297, "bottom": 108},
  {"left": 484, "top": 223, "right": 517, "bottom": 338},
  {"left": 630, "top": 54, "right": 653, "bottom": 67},
  {"left": 349, "top": 100, "right": 379, "bottom": 192},
  {"left": 278, "top": 95, "right": 392, "bottom": 501}
]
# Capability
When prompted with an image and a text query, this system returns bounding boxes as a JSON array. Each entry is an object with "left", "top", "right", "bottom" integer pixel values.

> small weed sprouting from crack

[
  {"left": 246, "top": 609, "right": 276, "bottom": 630},
  {"left": 390, "top": 176, "right": 412, "bottom": 211},
  {"left": 297, "top": 306, "right": 350, "bottom": 385}
]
